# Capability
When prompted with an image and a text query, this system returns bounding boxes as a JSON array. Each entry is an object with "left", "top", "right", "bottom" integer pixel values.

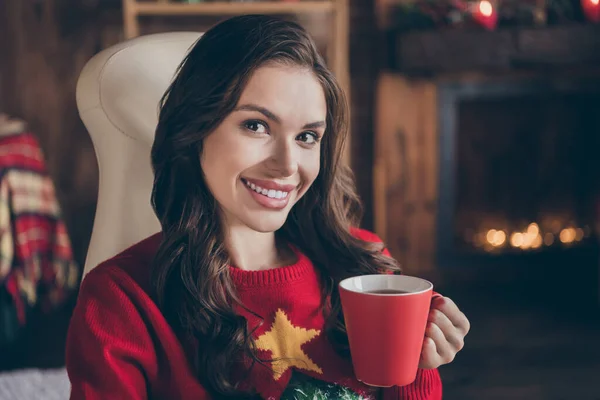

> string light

[
  {"left": 468, "top": 220, "right": 590, "bottom": 252},
  {"left": 582, "top": 0, "right": 600, "bottom": 23},
  {"left": 486, "top": 229, "right": 506, "bottom": 247},
  {"left": 479, "top": 0, "right": 493, "bottom": 17},
  {"left": 510, "top": 232, "right": 524, "bottom": 248},
  {"left": 527, "top": 223, "right": 539, "bottom": 236},
  {"left": 471, "top": 0, "right": 498, "bottom": 30},
  {"left": 559, "top": 228, "right": 576, "bottom": 244}
]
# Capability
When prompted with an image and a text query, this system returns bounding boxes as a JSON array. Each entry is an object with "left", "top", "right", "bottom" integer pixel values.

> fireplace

[
  {"left": 374, "top": 25, "right": 600, "bottom": 296},
  {"left": 374, "top": 73, "right": 600, "bottom": 282},
  {"left": 437, "top": 77, "right": 600, "bottom": 268}
]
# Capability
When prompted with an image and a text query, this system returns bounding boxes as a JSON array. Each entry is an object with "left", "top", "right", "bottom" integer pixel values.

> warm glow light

[
  {"left": 493, "top": 230, "right": 506, "bottom": 246},
  {"left": 559, "top": 228, "right": 576, "bottom": 244},
  {"left": 479, "top": 0, "right": 493, "bottom": 17},
  {"left": 519, "top": 224, "right": 540, "bottom": 249},
  {"left": 527, "top": 223, "right": 539, "bottom": 236},
  {"left": 485, "top": 229, "right": 506, "bottom": 247},
  {"left": 468, "top": 220, "right": 590, "bottom": 252},
  {"left": 583, "top": 0, "right": 600, "bottom": 23},
  {"left": 510, "top": 232, "right": 524, "bottom": 248},
  {"left": 532, "top": 234, "right": 542, "bottom": 249}
]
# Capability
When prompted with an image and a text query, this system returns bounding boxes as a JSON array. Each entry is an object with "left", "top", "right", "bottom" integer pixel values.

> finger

[
  {"left": 428, "top": 308, "right": 465, "bottom": 351},
  {"left": 426, "top": 321, "right": 455, "bottom": 364},
  {"left": 433, "top": 296, "right": 470, "bottom": 335},
  {"left": 419, "top": 337, "right": 440, "bottom": 369}
]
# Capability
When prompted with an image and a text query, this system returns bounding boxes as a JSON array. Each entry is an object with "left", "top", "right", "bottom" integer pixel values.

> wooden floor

[
  {"left": 439, "top": 282, "right": 600, "bottom": 400},
  {"left": 3, "top": 271, "right": 600, "bottom": 400}
]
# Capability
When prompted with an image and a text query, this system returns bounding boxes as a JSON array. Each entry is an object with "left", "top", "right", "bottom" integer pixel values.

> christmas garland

[{"left": 391, "top": 0, "right": 596, "bottom": 31}]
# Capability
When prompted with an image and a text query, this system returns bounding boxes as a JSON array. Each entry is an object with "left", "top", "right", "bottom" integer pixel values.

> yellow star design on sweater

[{"left": 255, "top": 309, "right": 323, "bottom": 381}]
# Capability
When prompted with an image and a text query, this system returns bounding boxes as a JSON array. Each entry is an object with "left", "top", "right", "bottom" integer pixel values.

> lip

[
  {"left": 241, "top": 177, "right": 299, "bottom": 210},
  {"left": 241, "top": 178, "right": 298, "bottom": 192}
]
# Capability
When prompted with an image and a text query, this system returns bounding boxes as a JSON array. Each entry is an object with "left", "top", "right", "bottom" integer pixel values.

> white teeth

[{"left": 243, "top": 179, "right": 290, "bottom": 200}]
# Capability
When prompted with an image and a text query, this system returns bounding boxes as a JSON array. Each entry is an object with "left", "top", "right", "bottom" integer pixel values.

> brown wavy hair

[{"left": 150, "top": 14, "right": 400, "bottom": 398}]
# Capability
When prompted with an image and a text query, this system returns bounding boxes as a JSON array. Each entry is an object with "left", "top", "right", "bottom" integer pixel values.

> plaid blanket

[{"left": 0, "top": 126, "right": 79, "bottom": 340}]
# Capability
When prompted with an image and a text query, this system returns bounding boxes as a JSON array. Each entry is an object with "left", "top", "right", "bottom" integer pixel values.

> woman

[{"left": 66, "top": 15, "right": 469, "bottom": 400}]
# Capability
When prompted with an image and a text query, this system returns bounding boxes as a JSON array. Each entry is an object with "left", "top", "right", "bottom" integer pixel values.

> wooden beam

[
  {"left": 391, "top": 25, "right": 600, "bottom": 75},
  {"left": 135, "top": 1, "right": 334, "bottom": 16}
]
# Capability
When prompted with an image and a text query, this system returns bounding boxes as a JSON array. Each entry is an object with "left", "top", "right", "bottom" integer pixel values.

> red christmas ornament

[
  {"left": 471, "top": 0, "right": 498, "bottom": 30},
  {"left": 582, "top": 0, "right": 600, "bottom": 23}
]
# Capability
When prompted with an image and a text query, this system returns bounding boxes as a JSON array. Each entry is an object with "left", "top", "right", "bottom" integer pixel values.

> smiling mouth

[{"left": 241, "top": 178, "right": 291, "bottom": 200}]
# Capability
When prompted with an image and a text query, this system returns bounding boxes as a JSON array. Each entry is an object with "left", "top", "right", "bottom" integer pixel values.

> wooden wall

[
  {"left": 0, "top": 0, "right": 379, "bottom": 269},
  {"left": 374, "top": 73, "right": 439, "bottom": 279},
  {"left": 349, "top": 0, "right": 381, "bottom": 232},
  {"left": 0, "top": 0, "right": 120, "bottom": 265}
]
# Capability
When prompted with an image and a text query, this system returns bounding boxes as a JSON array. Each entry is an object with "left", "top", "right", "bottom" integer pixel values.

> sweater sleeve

[
  {"left": 66, "top": 266, "right": 157, "bottom": 400},
  {"left": 382, "top": 369, "right": 443, "bottom": 400},
  {"left": 351, "top": 228, "right": 444, "bottom": 399}
]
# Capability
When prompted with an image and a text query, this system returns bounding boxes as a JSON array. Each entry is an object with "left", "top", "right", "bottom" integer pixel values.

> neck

[{"left": 225, "top": 225, "right": 295, "bottom": 271}]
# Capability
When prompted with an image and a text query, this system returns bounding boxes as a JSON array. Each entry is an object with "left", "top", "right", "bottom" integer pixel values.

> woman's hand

[{"left": 419, "top": 295, "right": 470, "bottom": 369}]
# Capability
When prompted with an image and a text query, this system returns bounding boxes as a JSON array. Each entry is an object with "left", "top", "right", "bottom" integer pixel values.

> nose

[{"left": 267, "top": 138, "right": 298, "bottom": 177}]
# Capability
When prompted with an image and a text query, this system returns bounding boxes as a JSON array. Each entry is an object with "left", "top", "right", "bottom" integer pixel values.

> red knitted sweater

[{"left": 66, "top": 229, "right": 442, "bottom": 399}]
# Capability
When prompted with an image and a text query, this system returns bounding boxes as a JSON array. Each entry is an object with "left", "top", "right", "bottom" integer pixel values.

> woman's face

[{"left": 201, "top": 64, "right": 327, "bottom": 233}]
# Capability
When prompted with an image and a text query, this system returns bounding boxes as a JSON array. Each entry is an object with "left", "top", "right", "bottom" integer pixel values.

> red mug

[{"left": 339, "top": 274, "right": 434, "bottom": 387}]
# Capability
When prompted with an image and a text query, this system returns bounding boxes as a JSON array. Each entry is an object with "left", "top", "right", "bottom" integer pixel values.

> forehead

[{"left": 238, "top": 64, "right": 327, "bottom": 124}]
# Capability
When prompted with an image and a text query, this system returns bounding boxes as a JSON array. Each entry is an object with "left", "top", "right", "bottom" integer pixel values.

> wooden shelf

[{"left": 134, "top": 1, "right": 335, "bottom": 16}]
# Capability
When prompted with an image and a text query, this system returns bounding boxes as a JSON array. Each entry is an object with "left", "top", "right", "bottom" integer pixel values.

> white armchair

[{"left": 76, "top": 32, "right": 203, "bottom": 277}]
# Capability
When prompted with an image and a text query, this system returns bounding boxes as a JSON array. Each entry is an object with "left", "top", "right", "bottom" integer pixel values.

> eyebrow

[{"left": 234, "top": 103, "right": 326, "bottom": 130}]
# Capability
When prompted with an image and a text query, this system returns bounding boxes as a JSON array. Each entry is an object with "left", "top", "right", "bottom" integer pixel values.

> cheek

[
  {"left": 200, "top": 135, "right": 238, "bottom": 195},
  {"left": 302, "top": 151, "right": 321, "bottom": 184},
  {"left": 201, "top": 130, "right": 229, "bottom": 170},
  {"left": 200, "top": 132, "right": 262, "bottom": 192},
  {"left": 202, "top": 156, "right": 241, "bottom": 199}
]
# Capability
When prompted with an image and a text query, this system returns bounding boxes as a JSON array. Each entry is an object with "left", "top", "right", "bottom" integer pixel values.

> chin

[{"left": 243, "top": 214, "right": 288, "bottom": 233}]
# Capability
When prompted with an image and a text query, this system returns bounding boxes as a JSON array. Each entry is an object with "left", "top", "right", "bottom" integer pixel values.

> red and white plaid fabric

[{"left": 0, "top": 128, "right": 79, "bottom": 326}]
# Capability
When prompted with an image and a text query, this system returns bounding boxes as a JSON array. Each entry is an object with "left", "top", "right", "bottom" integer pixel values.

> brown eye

[
  {"left": 244, "top": 120, "right": 268, "bottom": 134},
  {"left": 297, "top": 132, "right": 319, "bottom": 145}
]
